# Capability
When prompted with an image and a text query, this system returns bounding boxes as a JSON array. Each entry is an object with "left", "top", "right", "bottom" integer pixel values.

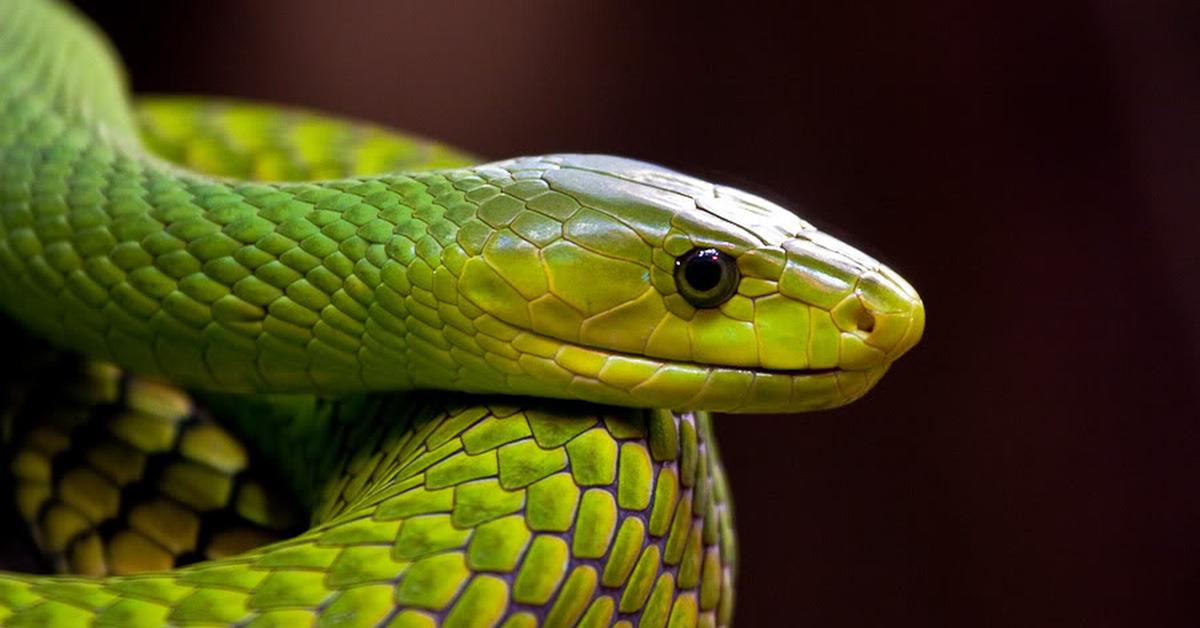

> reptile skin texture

[
  {"left": 0, "top": 0, "right": 924, "bottom": 413},
  {"left": 3, "top": 352, "right": 735, "bottom": 627},
  {"left": 0, "top": 0, "right": 925, "bottom": 625}
]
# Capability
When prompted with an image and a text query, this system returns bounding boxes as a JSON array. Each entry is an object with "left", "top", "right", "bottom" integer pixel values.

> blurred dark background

[{"left": 56, "top": 0, "right": 1200, "bottom": 625}]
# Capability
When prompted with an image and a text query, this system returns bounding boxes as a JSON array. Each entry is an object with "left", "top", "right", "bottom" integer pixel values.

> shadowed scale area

[{"left": 2, "top": 352, "right": 736, "bottom": 626}]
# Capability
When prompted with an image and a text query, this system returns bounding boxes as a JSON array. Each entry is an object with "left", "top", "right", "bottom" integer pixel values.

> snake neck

[
  {"left": 0, "top": 0, "right": 138, "bottom": 140},
  {"left": 0, "top": 1, "right": 928, "bottom": 415},
  {"left": 1, "top": 2, "right": 631, "bottom": 403},
  {"left": 0, "top": 0, "right": 509, "bottom": 395}
]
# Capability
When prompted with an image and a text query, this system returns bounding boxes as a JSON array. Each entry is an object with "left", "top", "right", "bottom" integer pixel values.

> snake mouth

[
  {"left": 508, "top": 328, "right": 885, "bottom": 413},
  {"left": 742, "top": 366, "right": 842, "bottom": 377}
]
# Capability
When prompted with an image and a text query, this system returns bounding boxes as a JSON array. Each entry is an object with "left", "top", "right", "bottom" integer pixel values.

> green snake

[{"left": 0, "top": 0, "right": 925, "bottom": 626}]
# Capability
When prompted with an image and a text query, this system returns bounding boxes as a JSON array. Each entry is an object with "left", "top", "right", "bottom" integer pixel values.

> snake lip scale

[{"left": 564, "top": 346, "right": 848, "bottom": 378}]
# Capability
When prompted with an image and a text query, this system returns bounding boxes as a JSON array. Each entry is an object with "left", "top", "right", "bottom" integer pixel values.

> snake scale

[{"left": 0, "top": 0, "right": 924, "bottom": 626}]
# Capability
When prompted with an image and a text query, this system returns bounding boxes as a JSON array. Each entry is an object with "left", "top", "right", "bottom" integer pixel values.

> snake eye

[{"left": 674, "top": 247, "right": 740, "bottom": 308}]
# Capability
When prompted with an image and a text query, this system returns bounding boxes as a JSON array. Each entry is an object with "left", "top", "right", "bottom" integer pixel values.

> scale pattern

[
  {"left": 0, "top": 0, "right": 925, "bottom": 414},
  {"left": 0, "top": 388, "right": 736, "bottom": 627},
  {"left": 6, "top": 357, "right": 302, "bottom": 576},
  {"left": 134, "top": 97, "right": 475, "bottom": 182},
  {"left": 0, "top": 1, "right": 928, "bottom": 624}
]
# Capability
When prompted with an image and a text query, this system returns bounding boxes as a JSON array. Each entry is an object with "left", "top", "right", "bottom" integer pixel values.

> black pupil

[{"left": 685, "top": 252, "right": 724, "bottom": 292}]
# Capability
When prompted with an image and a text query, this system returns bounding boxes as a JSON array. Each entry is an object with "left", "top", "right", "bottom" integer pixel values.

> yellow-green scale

[
  {"left": 0, "top": 0, "right": 930, "bottom": 624},
  {"left": 4, "top": 353, "right": 305, "bottom": 577},
  {"left": 1, "top": 0, "right": 925, "bottom": 416},
  {"left": 2, "top": 364, "right": 738, "bottom": 627},
  {"left": 0, "top": 3, "right": 739, "bottom": 622}
]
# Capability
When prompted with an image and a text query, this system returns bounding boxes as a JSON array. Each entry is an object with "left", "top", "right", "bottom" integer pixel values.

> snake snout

[{"left": 844, "top": 266, "right": 925, "bottom": 367}]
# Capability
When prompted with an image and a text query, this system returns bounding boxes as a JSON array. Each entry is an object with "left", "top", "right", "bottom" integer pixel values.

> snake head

[{"left": 430, "top": 154, "right": 923, "bottom": 413}]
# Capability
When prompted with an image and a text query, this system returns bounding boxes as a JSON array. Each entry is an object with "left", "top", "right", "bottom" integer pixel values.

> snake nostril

[{"left": 855, "top": 308, "right": 876, "bottom": 334}]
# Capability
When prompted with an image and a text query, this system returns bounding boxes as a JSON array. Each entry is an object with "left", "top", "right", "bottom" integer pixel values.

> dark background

[{"left": 61, "top": 1, "right": 1200, "bottom": 625}]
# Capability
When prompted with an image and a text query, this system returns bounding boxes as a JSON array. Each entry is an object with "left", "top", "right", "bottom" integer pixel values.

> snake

[{"left": 0, "top": 0, "right": 925, "bottom": 626}]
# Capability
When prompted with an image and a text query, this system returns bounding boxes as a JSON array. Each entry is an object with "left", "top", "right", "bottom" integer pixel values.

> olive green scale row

[
  {"left": 2, "top": 376, "right": 736, "bottom": 627},
  {"left": 8, "top": 361, "right": 303, "bottom": 576}
]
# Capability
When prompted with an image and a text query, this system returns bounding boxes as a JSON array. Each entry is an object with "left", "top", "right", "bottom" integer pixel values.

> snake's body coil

[{"left": 0, "top": 0, "right": 924, "bottom": 625}]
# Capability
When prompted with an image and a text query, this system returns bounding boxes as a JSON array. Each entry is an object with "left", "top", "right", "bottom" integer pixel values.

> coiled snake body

[{"left": 0, "top": 1, "right": 924, "bottom": 625}]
